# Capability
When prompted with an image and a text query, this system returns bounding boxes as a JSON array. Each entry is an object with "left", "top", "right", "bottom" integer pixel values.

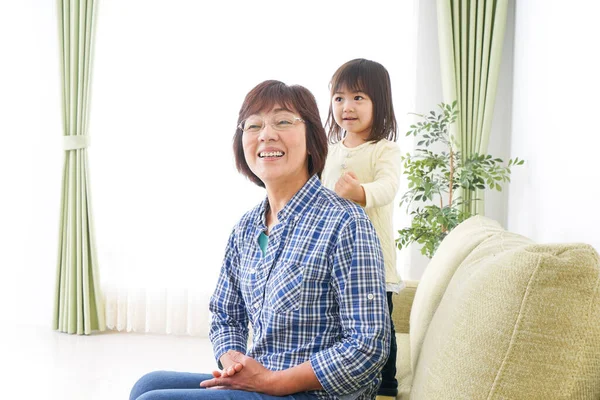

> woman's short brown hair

[
  {"left": 325, "top": 58, "right": 397, "bottom": 144},
  {"left": 233, "top": 80, "right": 327, "bottom": 188}
]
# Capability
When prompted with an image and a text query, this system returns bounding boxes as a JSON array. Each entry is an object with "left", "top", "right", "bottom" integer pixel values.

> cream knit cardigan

[{"left": 322, "top": 139, "right": 404, "bottom": 291}]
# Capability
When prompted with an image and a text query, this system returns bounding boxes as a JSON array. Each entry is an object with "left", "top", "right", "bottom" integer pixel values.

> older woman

[{"left": 130, "top": 81, "right": 390, "bottom": 400}]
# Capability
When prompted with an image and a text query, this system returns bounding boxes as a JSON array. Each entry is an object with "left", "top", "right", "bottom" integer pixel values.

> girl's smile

[{"left": 332, "top": 85, "right": 374, "bottom": 142}]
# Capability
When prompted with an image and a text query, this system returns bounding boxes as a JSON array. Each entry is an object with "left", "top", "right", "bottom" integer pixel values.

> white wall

[
  {"left": 507, "top": 0, "right": 600, "bottom": 251},
  {"left": 0, "top": 1, "right": 63, "bottom": 331},
  {"left": 407, "top": 0, "right": 443, "bottom": 279}
]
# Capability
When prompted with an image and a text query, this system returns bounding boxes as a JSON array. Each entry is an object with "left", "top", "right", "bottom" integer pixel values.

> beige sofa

[{"left": 392, "top": 216, "right": 600, "bottom": 399}]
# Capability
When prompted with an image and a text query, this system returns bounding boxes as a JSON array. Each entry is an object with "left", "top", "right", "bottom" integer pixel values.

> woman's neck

[{"left": 264, "top": 176, "right": 308, "bottom": 233}]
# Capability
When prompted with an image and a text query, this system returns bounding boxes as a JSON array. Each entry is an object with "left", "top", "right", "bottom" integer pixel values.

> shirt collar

[{"left": 254, "top": 174, "right": 322, "bottom": 227}]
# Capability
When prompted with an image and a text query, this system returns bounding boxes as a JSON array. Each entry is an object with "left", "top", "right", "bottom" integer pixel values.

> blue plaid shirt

[{"left": 209, "top": 175, "right": 390, "bottom": 399}]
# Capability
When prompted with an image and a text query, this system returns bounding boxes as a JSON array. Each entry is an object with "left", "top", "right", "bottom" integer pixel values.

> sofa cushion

[
  {"left": 392, "top": 283, "right": 417, "bottom": 400},
  {"left": 392, "top": 281, "right": 418, "bottom": 334},
  {"left": 409, "top": 216, "right": 509, "bottom": 372},
  {"left": 410, "top": 229, "right": 600, "bottom": 399},
  {"left": 395, "top": 333, "right": 412, "bottom": 400}
]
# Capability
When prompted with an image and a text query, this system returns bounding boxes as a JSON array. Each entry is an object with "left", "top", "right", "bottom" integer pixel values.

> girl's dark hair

[
  {"left": 233, "top": 80, "right": 328, "bottom": 188},
  {"left": 325, "top": 58, "right": 397, "bottom": 144}
]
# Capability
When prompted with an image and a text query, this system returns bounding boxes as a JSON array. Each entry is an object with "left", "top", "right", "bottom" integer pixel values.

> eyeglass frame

[{"left": 238, "top": 113, "right": 305, "bottom": 134}]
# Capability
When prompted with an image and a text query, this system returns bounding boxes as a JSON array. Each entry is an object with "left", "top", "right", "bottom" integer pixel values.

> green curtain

[
  {"left": 53, "top": 0, "right": 105, "bottom": 335},
  {"left": 437, "top": 0, "right": 509, "bottom": 215}
]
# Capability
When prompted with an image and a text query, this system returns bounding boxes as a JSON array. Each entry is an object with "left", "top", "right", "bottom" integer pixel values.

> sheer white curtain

[{"left": 92, "top": 0, "right": 419, "bottom": 336}]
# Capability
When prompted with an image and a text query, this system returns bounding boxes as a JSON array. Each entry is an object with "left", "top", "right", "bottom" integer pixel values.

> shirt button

[
  {"left": 254, "top": 302, "right": 260, "bottom": 309},
  {"left": 294, "top": 215, "right": 299, "bottom": 221},
  {"left": 341, "top": 163, "right": 347, "bottom": 169},
  {"left": 367, "top": 293, "right": 374, "bottom": 300}
]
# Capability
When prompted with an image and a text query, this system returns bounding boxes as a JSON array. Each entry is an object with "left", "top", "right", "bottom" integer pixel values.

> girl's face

[
  {"left": 331, "top": 84, "right": 374, "bottom": 139},
  {"left": 241, "top": 105, "right": 309, "bottom": 190}
]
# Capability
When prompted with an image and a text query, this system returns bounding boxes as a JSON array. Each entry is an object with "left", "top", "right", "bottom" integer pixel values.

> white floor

[{"left": 4, "top": 325, "right": 216, "bottom": 400}]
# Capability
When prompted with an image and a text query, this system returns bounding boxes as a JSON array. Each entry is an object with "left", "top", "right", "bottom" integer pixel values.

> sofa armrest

[{"left": 391, "top": 281, "right": 418, "bottom": 334}]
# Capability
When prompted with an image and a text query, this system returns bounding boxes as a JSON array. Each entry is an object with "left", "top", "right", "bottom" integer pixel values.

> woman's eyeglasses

[{"left": 238, "top": 113, "right": 305, "bottom": 134}]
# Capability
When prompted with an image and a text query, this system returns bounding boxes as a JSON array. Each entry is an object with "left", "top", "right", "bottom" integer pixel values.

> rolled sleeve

[
  {"left": 209, "top": 228, "right": 249, "bottom": 364},
  {"left": 310, "top": 217, "right": 390, "bottom": 396}
]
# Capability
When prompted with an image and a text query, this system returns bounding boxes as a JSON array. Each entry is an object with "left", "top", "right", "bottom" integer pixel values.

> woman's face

[{"left": 241, "top": 104, "right": 309, "bottom": 189}]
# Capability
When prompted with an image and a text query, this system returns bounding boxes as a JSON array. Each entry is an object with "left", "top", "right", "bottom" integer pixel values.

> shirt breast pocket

[{"left": 266, "top": 262, "right": 304, "bottom": 314}]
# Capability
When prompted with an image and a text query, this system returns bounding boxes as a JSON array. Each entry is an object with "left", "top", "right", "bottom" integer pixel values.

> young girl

[{"left": 321, "top": 58, "right": 404, "bottom": 399}]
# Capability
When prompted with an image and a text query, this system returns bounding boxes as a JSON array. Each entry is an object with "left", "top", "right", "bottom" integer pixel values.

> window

[{"left": 92, "top": 0, "right": 418, "bottom": 335}]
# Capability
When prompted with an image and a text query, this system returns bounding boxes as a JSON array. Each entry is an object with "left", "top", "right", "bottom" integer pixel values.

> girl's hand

[{"left": 335, "top": 171, "right": 366, "bottom": 206}]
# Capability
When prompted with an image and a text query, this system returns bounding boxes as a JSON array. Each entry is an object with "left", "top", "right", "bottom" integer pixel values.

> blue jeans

[{"left": 130, "top": 371, "right": 319, "bottom": 400}]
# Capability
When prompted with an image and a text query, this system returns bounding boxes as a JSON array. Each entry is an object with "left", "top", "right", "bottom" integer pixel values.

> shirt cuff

[
  {"left": 309, "top": 349, "right": 361, "bottom": 396},
  {"left": 213, "top": 342, "right": 248, "bottom": 366}
]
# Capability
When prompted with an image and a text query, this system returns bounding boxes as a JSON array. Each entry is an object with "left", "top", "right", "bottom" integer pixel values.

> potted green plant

[{"left": 396, "top": 101, "right": 523, "bottom": 258}]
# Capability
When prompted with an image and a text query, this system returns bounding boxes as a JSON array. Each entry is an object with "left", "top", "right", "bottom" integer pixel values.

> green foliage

[{"left": 396, "top": 101, "right": 524, "bottom": 258}]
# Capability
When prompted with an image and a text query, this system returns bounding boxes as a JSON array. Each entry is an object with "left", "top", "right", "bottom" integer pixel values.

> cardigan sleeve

[{"left": 361, "top": 141, "right": 402, "bottom": 209}]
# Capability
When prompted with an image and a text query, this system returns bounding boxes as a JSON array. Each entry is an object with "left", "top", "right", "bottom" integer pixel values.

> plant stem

[
  {"left": 444, "top": 144, "right": 455, "bottom": 234},
  {"left": 448, "top": 146, "right": 454, "bottom": 206}
]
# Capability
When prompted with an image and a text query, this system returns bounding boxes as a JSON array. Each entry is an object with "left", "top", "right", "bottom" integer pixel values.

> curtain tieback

[{"left": 63, "top": 135, "right": 90, "bottom": 150}]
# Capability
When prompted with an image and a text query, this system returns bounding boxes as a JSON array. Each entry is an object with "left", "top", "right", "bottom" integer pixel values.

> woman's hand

[
  {"left": 211, "top": 362, "right": 243, "bottom": 379},
  {"left": 214, "top": 350, "right": 244, "bottom": 378},
  {"left": 335, "top": 171, "right": 366, "bottom": 206},
  {"left": 201, "top": 350, "right": 280, "bottom": 395}
]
